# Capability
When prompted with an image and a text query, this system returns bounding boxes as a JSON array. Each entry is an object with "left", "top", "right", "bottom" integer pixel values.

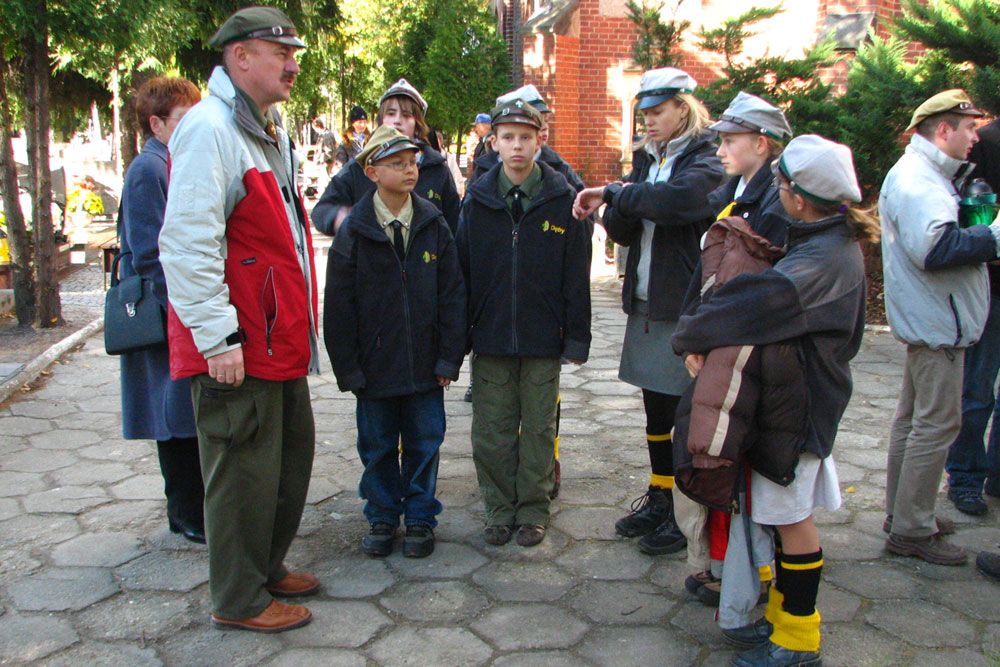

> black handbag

[{"left": 104, "top": 251, "right": 167, "bottom": 355}]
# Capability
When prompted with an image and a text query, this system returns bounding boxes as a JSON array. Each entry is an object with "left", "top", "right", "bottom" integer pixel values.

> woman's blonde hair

[
  {"left": 809, "top": 200, "right": 881, "bottom": 243},
  {"left": 635, "top": 93, "right": 713, "bottom": 153}
]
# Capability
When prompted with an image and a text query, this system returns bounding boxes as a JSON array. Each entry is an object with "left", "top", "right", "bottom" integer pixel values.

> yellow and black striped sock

[
  {"left": 771, "top": 549, "right": 823, "bottom": 652},
  {"left": 648, "top": 432, "right": 673, "bottom": 489}
]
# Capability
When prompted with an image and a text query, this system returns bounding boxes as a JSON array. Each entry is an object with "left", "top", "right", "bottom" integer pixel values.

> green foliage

[
  {"left": 625, "top": 0, "right": 690, "bottom": 70},
  {"left": 698, "top": 4, "right": 783, "bottom": 67}
]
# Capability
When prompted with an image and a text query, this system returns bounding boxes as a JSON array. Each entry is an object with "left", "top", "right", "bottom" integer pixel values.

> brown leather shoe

[
  {"left": 882, "top": 515, "right": 955, "bottom": 536},
  {"left": 266, "top": 571, "right": 320, "bottom": 598},
  {"left": 516, "top": 523, "right": 546, "bottom": 547},
  {"left": 211, "top": 599, "right": 312, "bottom": 633}
]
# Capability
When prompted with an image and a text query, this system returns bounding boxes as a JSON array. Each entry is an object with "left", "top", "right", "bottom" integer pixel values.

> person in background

[
  {"left": 119, "top": 76, "right": 204, "bottom": 545},
  {"left": 312, "top": 117, "right": 337, "bottom": 176},
  {"left": 334, "top": 105, "right": 370, "bottom": 172},
  {"left": 469, "top": 112, "right": 492, "bottom": 178}
]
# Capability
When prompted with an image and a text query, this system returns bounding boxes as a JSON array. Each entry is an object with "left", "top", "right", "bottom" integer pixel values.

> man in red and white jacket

[{"left": 159, "top": 7, "right": 320, "bottom": 634}]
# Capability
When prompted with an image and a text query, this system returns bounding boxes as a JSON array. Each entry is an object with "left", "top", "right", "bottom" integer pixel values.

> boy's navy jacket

[
  {"left": 672, "top": 215, "right": 866, "bottom": 459},
  {"left": 456, "top": 160, "right": 592, "bottom": 362},
  {"left": 324, "top": 191, "right": 466, "bottom": 399},
  {"left": 312, "top": 142, "right": 461, "bottom": 236},
  {"left": 602, "top": 131, "right": 724, "bottom": 321}
]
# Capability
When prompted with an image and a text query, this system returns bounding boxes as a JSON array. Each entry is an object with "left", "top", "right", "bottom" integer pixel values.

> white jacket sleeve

[{"left": 159, "top": 111, "right": 241, "bottom": 357}]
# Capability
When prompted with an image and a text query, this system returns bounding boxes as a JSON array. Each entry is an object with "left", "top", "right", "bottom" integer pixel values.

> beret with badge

[
  {"left": 209, "top": 6, "right": 306, "bottom": 50},
  {"left": 635, "top": 67, "right": 697, "bottom": 110},
  {"left": 907, "top": 89, "right": 984, "bottom": 131},
  {"left": 772, "top": 134, "right": 862, "bottom": 205},
  {"left": 496, "top": 84, "right": 551, "bottom": 114},
  {"left": 379, "top": 79, "right": 428, "bottom": 115},
  {"left": 490, "top": 99, "right": 543, "bottom": 130},
  {"left": 709, "top": 91, "right": 793, "bottom": 141},
  {"left": 356, "top": 125, "right": 420, "bottom": 167}
]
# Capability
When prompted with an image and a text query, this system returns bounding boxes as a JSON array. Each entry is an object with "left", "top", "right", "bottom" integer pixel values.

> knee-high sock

[
  {"left": 643, "top": 390, "right": 680, "bottom": 489},
  {"left": 771, "top": 549, "right": 823, "bottom": 652}
]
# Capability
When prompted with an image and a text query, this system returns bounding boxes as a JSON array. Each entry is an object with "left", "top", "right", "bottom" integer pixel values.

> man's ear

[
  {"left": 489, "top": 134, "right": 497, "bottom": 151},
  {"left": 364, "top": 164, "right": 379, "bottom": 183}
]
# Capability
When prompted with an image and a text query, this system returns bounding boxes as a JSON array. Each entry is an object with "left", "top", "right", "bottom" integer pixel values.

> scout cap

[
  {"left": 772, "top": 134, "right": 862, "bottom": 204},
  {"left": 379, "top": 79, "right": 428, "bottom": 115},
  {"left": 709, "top": 91, "right": 793, "bottom": 141},
  {"left": 356, "top": 125, "right": 420, "bottom": 167},
  {"left": 473, "top": 113, "right": 492, "bottom": 125},
  {"left": 907, "top": 89, "right": 985, "bottom": 131},
  {"left": 490, "top": 99, "right": 543, "bottom": 130},
  {"left": 209, "top": 7, "right": 306, "bottom": 49},
  {"left": 636, "top": 68, "right": 697, "bottom": 110},
  {"left": 496, "top": 84, "right": 550, "bottom": 114}
]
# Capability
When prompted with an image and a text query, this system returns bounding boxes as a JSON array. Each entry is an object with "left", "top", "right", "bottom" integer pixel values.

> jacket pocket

[
  {"left": 949, "top": 294, "right": 963, "bottom": 347},
  {"left": 262, "top": 267, "right": 278, "bottom": 356}
]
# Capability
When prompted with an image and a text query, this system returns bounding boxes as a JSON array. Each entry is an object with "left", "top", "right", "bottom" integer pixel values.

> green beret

[{"left": 209, "top": 6, "right": 306, "bottom": 50}]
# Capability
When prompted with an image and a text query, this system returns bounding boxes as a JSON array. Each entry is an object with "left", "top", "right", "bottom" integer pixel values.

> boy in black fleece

[
  {"left": 456, "top": 101, "right": 591, "bottom": 548},
  {"left": 324, "top": 125, "right": 466, "bottom": 559}
]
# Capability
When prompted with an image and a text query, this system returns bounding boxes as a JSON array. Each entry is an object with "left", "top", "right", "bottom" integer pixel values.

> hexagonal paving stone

[
  {"left": 910, "top": 648, "right": 992, "bottom": 667},
  {"left": 380, "top": 580, "right": 489, "bottom": 622},
  {"left": 0, "top": 470, "right": 48, "bottom": 497},
  {"left": 471, "top": 604, "right": 589, "bottom": 651},
  {"left": 817, "top": 524, "right": 890, "bottom": 561},
  {"left": 823, "top": 561, "right": 922, "bottom": 599},
  {"left": 263, "top": 648, "right": 366, "bottom": 667},
  {"left": 110, "top": 474, "right": 165, "bottom": 500},
  {"left": 551, "top": 507, "right": 620, "bottom": 540},
  {"left": 28, "top": 429, "right": 102, "bottom": 450},
  {"left": 51, "top": 532, "right": 145, "bottom": 567},
  {"left": 22, "top": 485, "right": 110, "bottom": 514},
  {"left": 158, "top": 624, "right": 280, "bottom": 667},
  {"left": 472, "top": 560, "right": 576, "bottom": 602},
  {"left": 815, "top": 583, "right": 862, "bottom": 623},
  {"left": 50, "top": 462, "right": 135, "bottom": 488},
  {"left": 0, "top": 613, "right": 79, "bottom": 663},
  {"left": 369, "top": 627, "right": 493, "bottom": 666},
  {"left": 7, "top": 567, "right": 119, "bottom": 611},
  {"left": 820, "top": 622, "right": 909, "bottom": 667},
  {"left": 0, "top": 497, "right": 18, "bottom": 521},
  {"left": 0, "top": 512, "right": 81, "bottom": 549},
  {"left": 866, "top": 600, "right": 976, "bottom": 648},
  {"left": 492, "top": 653, "right": 583, "bottom": 667},
  {"left": 314, "top": 556, "right": 397, "bottom": 598},
  {"left": 389, "top": 541, "right": 487, "bottom": 579},
  {"left": 305, "top": 477, "right": 342, "bottom": 505},
  {"left": 284, "top": 601, "right": 391, "bottom": 648},
  {"left": 3, "top": 449, "right": 78, "bottom": 473},
  {"left": 8, "top": 400, "right": 76, "bottom": 419},
  {"left": 80, "top": 500, "right": 163, "bottom": 533},
  {"left": 0, "top": 416, "right": 51, "bottom": 436},
  {"left": 115, "top": 551, "right": 209, "bottom": 592},
  {"left": 576, "top": 625, "right": 699, "bottom": 666},
  {"left": 74, "top": 591, "right": 192, "bottom": 642},
  {"left": 555, "top": 541, "right": 655, "bottom": 580},
  {"left": 40, "top": 642, "right": 163, "bottom": 666},
  {"left": 78, "top": 440, "right": 151, "bottom": 462},
  {"left": 567, "top": 580, "right": 674, "bottom": 625}
]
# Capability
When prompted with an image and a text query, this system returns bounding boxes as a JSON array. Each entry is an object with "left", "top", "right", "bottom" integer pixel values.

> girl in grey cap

[{"left": 573, "top": 67, "right": 725, "bottom": 557}]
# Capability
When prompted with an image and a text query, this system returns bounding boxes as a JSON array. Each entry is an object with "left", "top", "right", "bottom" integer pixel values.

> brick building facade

[{"left": 497, "top": 0, "right": 913, "bottom": 186}]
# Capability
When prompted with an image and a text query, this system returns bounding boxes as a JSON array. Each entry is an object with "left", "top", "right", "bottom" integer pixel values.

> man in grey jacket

[{"left": 881, "top": 89, "right": 1000, "bottom": 566}]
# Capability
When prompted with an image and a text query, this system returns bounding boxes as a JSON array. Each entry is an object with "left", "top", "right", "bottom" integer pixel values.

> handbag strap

[{"left": 109, "top": 250, "right": 132, "bottom": 289}]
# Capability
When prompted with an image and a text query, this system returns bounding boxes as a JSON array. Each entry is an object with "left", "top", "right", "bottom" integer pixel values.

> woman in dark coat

[{"left": 119, "top": 76, "right": 205, "bottom": 543}]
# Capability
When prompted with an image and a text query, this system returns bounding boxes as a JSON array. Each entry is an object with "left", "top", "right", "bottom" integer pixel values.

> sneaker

[
  {"left": 948, "top": 487, "right": 988, "bottom": 516},
  {"left": 976, "top": 551, "right": 1000, "bottom": 580},
  {"left": 722, "top": 617, "right": 773, "bottom": 649},
  {"left": 615, "top": 486, "right": 671, "bottom": 538},
  {"left": 483, "top": 524, "right": 514, "bottom": 546},
  {"left": 515, "top": 523, "right": 546, "bottom": 547},
  {"left": 729, "top": 640, "right": 820, "bottom": 667},
  {"left": 638, "top": 513, "right": 687, "bottom": 555},
  {"left": 886, "top": 533, "right": 967, "bottom": 566},
  {"left": 362, "top": 523, "right": 396, "bottom": 557},
  {"left": 882, "top": 514, "right": 955, "bottom": 536},
  {"left": 403, "top": 525, "right": 434, "bottom": 558}
]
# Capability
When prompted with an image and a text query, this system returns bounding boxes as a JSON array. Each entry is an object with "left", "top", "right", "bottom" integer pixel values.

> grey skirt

[{"left": 618, "top": 299, "right": 692, "bottom": 396}]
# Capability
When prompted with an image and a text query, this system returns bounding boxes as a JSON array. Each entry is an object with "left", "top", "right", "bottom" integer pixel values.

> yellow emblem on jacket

[
  {"left": 543, "top": 220, "right": 566, "bottom": 235},
  {"left": 423, "top": 250, "right": 437, "bottom": 263}
]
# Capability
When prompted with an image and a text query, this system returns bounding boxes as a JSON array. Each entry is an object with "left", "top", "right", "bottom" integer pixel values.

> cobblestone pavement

[{"left": 1, "top": 276, "right": 998, "bottom": 666}]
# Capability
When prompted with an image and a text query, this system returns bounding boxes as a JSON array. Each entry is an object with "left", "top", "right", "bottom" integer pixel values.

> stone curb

[{"left": 0, "top": 316, "right": 104, "bottom": 405}]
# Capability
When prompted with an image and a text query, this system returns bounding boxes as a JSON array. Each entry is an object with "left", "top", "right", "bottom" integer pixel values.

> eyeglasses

[
  {"left": 772, "top": 175, "right": 792, "bottom": 193},
  {"left": 375, "top": 159, "right": 418, "bottom": 172},
  {"left": 158, "top": 114, "right": 186, "bottom": 124}
]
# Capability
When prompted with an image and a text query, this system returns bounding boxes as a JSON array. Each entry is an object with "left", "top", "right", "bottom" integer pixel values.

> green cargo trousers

[
  {"left": 471, "top": 355, "right": 560, "bottom": 527},
  {"left": 191, "top": 374, "right": 315, "bottom": 619}
]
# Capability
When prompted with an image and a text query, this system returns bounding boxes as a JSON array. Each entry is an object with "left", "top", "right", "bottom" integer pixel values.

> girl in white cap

[
  {"left": 573, "top": 67, "right": 725, "bottom": 557},
  {"left": 312, "top": 79, "right": 461, "bottom": 236},
  {"left": 672, "top": 134, "right": 878, "bottom": 667}
]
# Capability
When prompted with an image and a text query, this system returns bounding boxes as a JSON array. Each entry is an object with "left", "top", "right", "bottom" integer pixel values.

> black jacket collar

[
  {"left": 348, "top": 190, "right": 444, "bottom": 242},
  {"left": 466, "top": 159, "right": 569, "bottom": 211}
]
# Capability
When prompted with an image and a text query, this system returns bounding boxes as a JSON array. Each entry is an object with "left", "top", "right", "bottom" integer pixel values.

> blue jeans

[
  {"left": 356, "top": 388, "right": 445, "bottom": 527},
  {"left": 947, "top": 295, "right": 1000, "bottom": 495}
]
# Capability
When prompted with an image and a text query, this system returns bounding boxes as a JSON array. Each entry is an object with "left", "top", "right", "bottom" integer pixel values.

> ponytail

[{"left": 812, "top": 202, "right": 881, "bottom": 243}]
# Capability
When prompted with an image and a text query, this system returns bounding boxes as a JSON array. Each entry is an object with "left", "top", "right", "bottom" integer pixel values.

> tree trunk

[
  {"left": 121, "top": 66, "right": 153, "bottom": 173},
  {"left": 0, "top": 50, "right": 36, "bottom": 327},
  {"left": 24, "top": 6, "right": 61, "bottom": 327}
]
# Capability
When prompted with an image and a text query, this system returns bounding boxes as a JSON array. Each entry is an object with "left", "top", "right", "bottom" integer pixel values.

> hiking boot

[
  {"left": 515, "top": 523, "right": 546, "bottom": 547},
  {"left": 976, "top": 551, "right": 1000, "bottom": 581},
  {"left": 729, "top": 640, "right": 821, "bottom": 667},
  {"left": 615, "top": 485, "right": 671, "bottom": 538},
  {"left": 948, "top": 487, "right": 988, "bottom": 516},
  {"left": 362, "top": 523, "right": 396, "bottom": 557},
  {"left": 882, "top": 515, "right": 955, "bottom": 536},
  {"left": 637, "top": 511, "right": 687, "bottom": 555},
  {"left": 886, "top": 533, "right": 967, "bottom": 566},
  {"left": 483, "top": 524, "right": 514, "bottom": 546},
  {"left": 722, "top": 617, "right": 773, "bottom": 650},
  {"left": 403, "top": 525, "right": 434, "bottom": 558},
  {"left": 549, "top": 459, "right": 561, "bottom": 500}
]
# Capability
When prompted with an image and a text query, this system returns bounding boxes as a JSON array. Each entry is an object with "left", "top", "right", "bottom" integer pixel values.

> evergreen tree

[{"left": 625, "top": 0, "right": 689, "bottom": 70}]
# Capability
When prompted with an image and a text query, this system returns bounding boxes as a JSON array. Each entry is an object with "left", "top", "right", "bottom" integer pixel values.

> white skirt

[{"left": 750, "top": 453, "right": 841, "bottom": 525}]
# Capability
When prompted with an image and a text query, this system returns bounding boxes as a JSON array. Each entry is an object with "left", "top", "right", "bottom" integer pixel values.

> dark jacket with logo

[
  {"left": 456, "top": 160, "right": 591, "bottom": 362},
  {"left": 324, "top": 192, "right": 466, "bottom": 399},
  {"left": 312, "top": 142, "right": 461, "bottom": 236},
  {"left": 602, "top": 131, "right": 725, "bottom": 321}
]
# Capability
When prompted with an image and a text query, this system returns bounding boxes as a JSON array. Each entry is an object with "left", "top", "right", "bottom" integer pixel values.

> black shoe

[
  {"left": 403, "top": 525, "right": 434, "bottom": 558},
  {"left": 169, "top": 518, "right": 206, "bottom": 544},
  {"left": 730, "top": 640, "right": 821, "bottom": 667},
  {"left": 948, "top": 487, "right": 988, "bottom": 516},
  {"left": 976, "top": 551, "right": 1000, "bottom": 580},
  {"left": 637, "top": 510, "right": 686, "bottom": 555},
  {"left": 615, "top": 486, "right": 671, "bottom": 537},
  {"left": 464, "top": 386, "right": 473, "bottom": 403},
  {"left": 363, "top": 523, "right": 396, "bottom": 557},
  {"left": 684, "top": 570, "right": 719, "bottom": 596},
  {"left": 722, "top": 617, "right": 773, "bottom": 649}
]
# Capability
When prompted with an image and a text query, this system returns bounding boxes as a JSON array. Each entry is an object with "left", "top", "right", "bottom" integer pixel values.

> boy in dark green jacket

[{"left": 456, "top": 101, "right": 591, "bottom": 548}]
